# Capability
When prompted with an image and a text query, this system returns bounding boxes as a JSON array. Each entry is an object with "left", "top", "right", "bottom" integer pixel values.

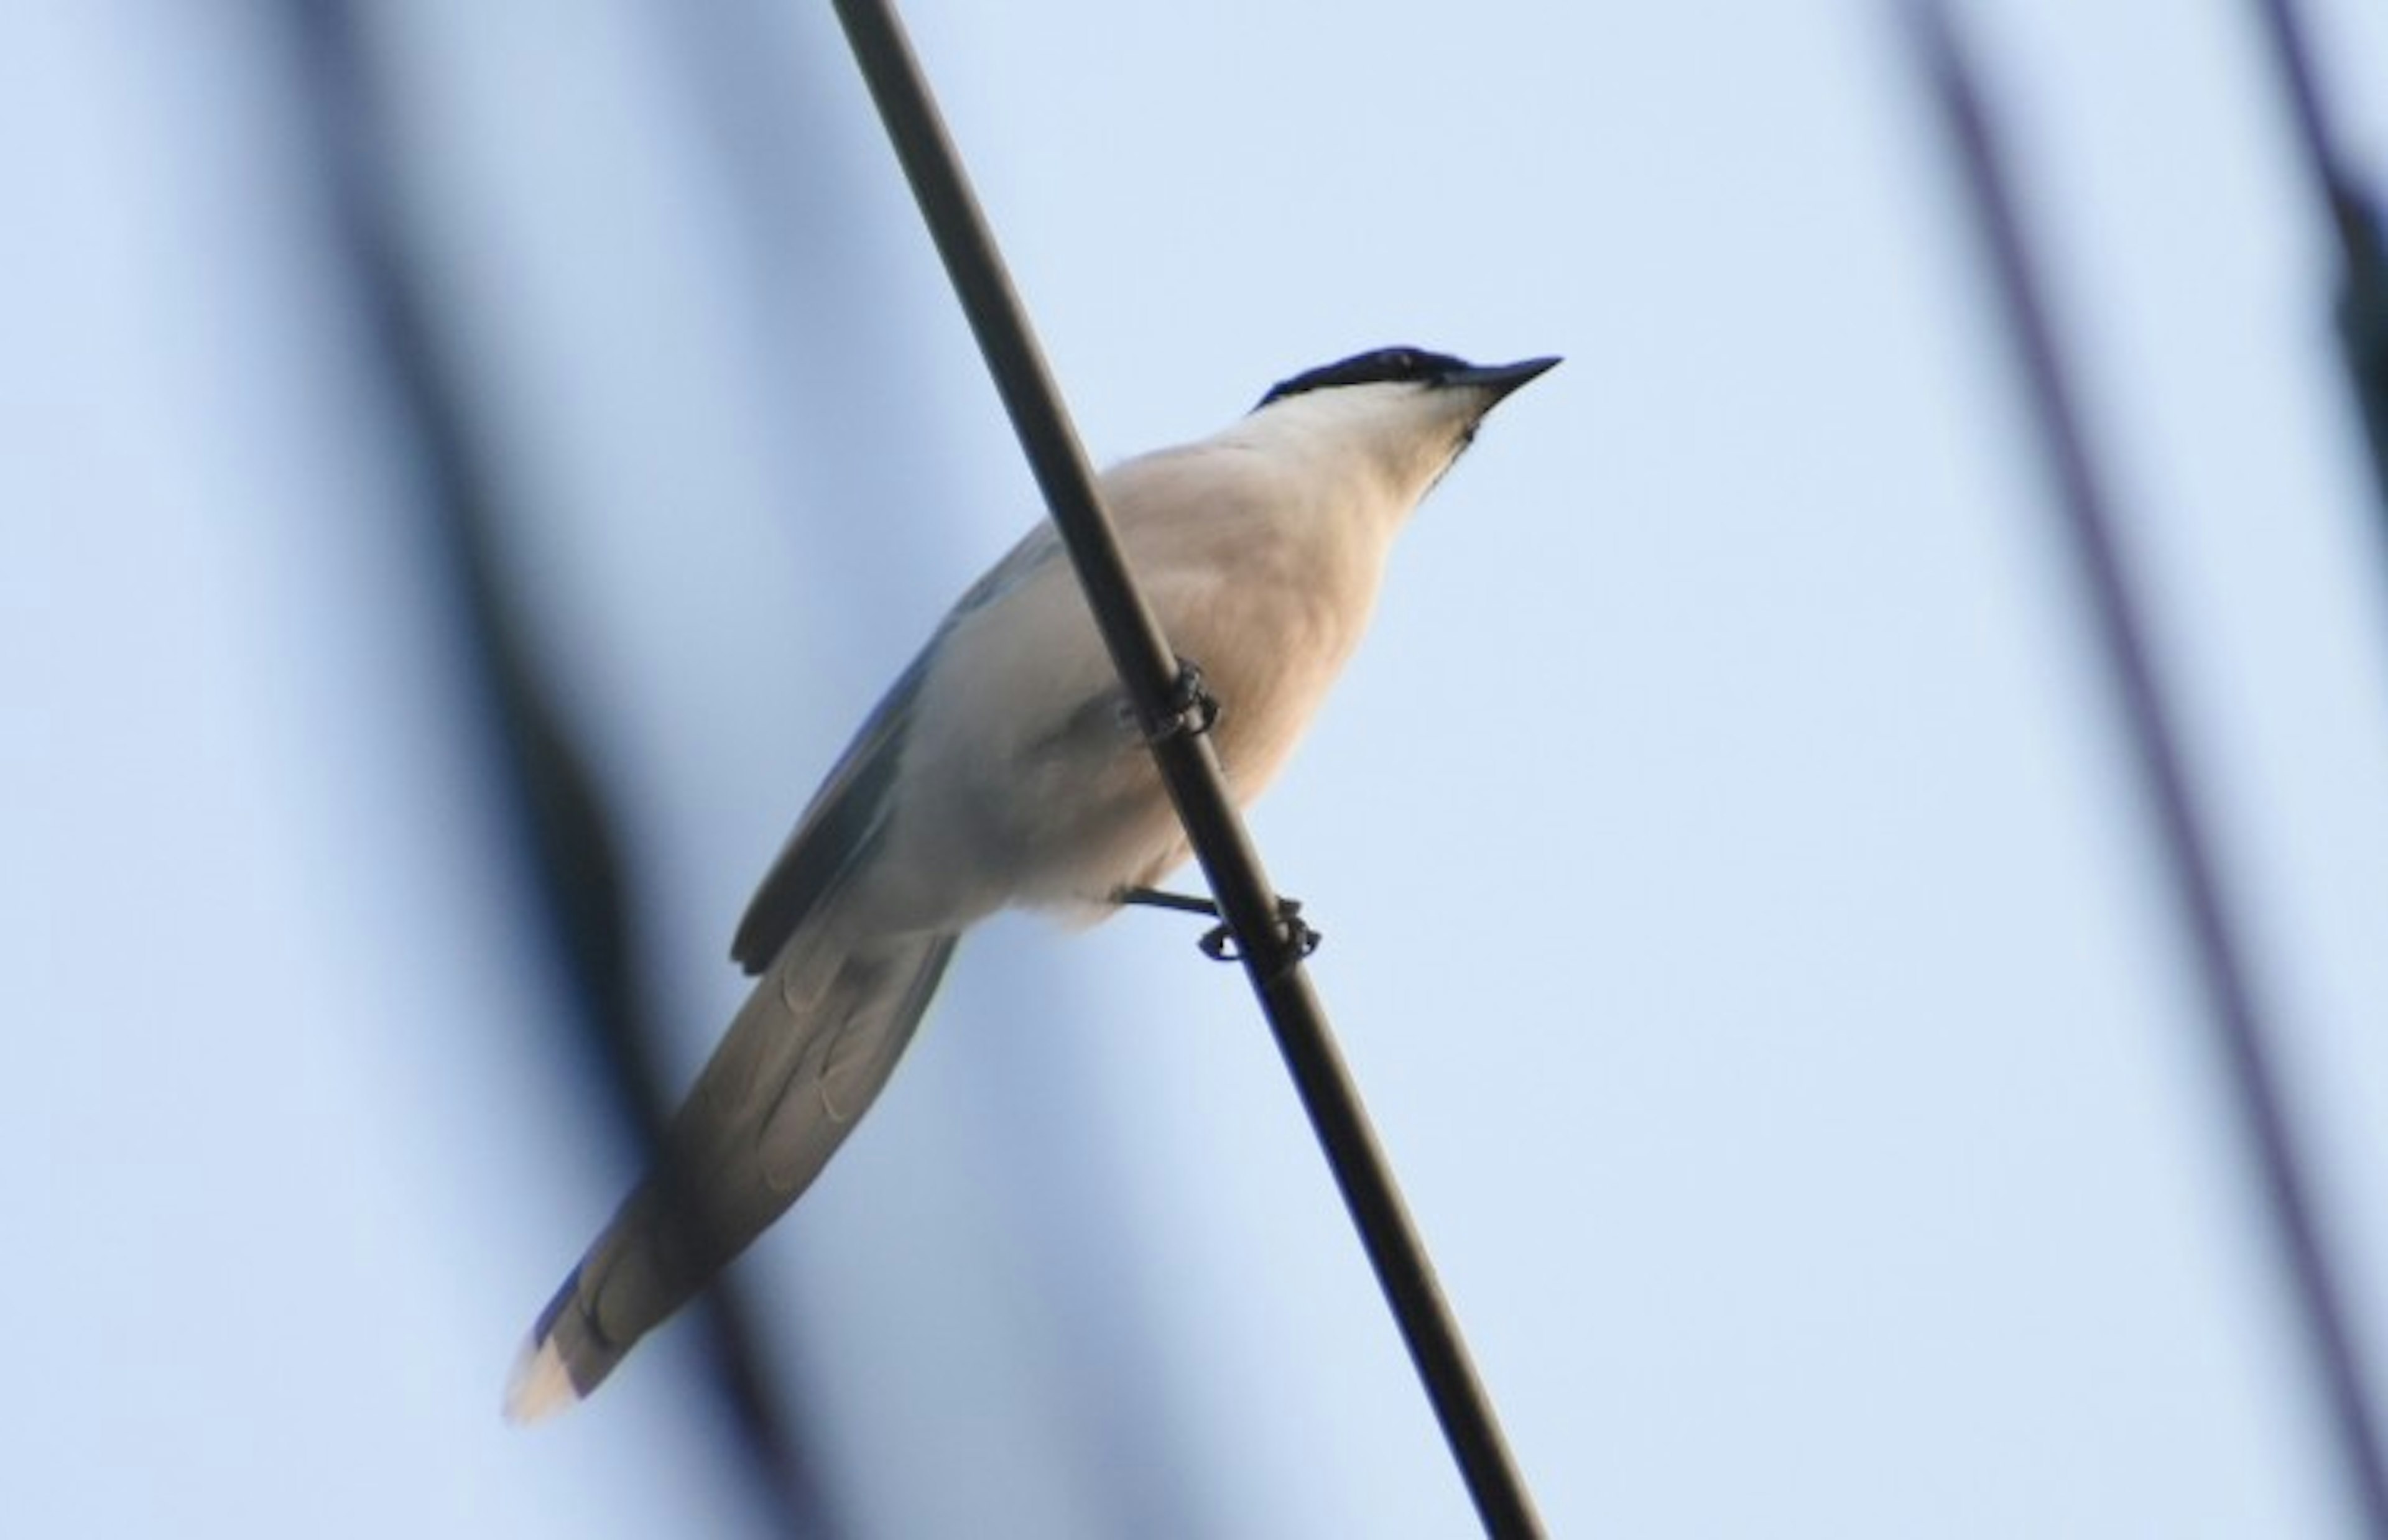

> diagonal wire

[
  {"left": 826, "top": 1, "right": 1543, "bottom": 1534},
  {"left": 1905, "top": 6, "right": 2388, "bottom": 1534},
  {"left": 2244, "top": 0, "right": 2388, "bottom": 522},
  {"left": 273, "top": 4, "right": 838, "bottom": 1533}
]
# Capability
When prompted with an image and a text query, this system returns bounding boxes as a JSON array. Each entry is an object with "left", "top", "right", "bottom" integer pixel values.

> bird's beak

[{"left": 1443, "top": 356, "right": 1562, "bottom": 401}]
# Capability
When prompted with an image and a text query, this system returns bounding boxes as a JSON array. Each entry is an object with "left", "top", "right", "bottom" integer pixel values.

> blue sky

[{"left": 9, "top": 2, "right": 2388, "bottom": 1535}]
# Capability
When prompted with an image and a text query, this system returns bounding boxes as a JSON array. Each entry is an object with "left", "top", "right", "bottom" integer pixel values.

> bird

[{"left": 502, "top": 345, "right": 1558, "bottom": 1422}]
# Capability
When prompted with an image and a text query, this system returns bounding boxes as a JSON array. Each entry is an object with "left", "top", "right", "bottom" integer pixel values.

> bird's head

[{"left": 1244, "top": 346, "right": 1560, "bottom": 504}]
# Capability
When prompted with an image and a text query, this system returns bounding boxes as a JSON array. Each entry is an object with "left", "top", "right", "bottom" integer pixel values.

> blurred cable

[
  {"left": 2245, "top": 0, "right": 2388, "bottom": 521},
  {"left": 1907, "top": 7, "right": 2388, "bottom": 1534},
  {"left": 828, "top": 1, "right": 1544, "bottom": 1534},
  {"left": 274, "top": 4, "right": 839, "bottom": 1534}
]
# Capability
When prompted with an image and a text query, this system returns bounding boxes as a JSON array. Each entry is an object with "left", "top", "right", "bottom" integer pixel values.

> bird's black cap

[{"left": 1257, "top": 346, "right": 1560, "bottom": 409}]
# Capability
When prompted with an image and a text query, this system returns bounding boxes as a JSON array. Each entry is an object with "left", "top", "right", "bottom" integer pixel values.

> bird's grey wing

[
  {"left": 730, "top": 525, "right": 1066, "bottom": 974},
  {"left": 730, "top": 648, "right": 925, "bottom": 974},
  {"left": 509, "top": 923, "right": 960, "bottom": 1416}
]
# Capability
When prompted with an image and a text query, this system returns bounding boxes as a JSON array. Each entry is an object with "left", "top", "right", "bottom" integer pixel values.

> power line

[
  {"left": 274, "top": 4, "right": 837, "bottom": 1533},
  {"left": 826, "top": 1, "right": 1545, "bottom": 1533},
  {"left": 2244, "top": 0, "right": 2388, "bottom": 523},
  {"left": 1906, "top": 6, "right": 2388, "bottom": 1534}
]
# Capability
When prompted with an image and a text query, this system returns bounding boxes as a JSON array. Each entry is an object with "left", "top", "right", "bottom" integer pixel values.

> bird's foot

[
  {"left": 1139, "top": 656, "right": 1220, "bottom": 743},
  {"left": 1199, "top": 900, "right": 1319, "bottom": 964},
  {"left": 1113, "top": 885, "right": 1321, "bottom": 963}
]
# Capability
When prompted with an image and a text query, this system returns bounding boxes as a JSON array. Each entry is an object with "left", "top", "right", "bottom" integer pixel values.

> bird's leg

[
  {"left": 1113, "top": 885, "right": 1222, "bottom": 918},
  {"left": 1118, "top": 658, "right": 1315, "bottom": 961},
  {"left": 1138, "top": 655, "right": 1220, "bottom": 742},
  {"left": 1113, "top": 885, "right": 1321, "bottom": 963}
]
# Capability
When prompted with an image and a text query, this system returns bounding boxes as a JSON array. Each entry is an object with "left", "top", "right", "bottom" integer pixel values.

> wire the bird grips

[
  {"left": 835, "top": 1, "right": 1548, "bottom": 1528},
  {"left": 1198, "top": 899, "right": 1321, "bottom": 965},
  {"left": 1141, "top": 656, "right": 1221, "bottom": 743}
]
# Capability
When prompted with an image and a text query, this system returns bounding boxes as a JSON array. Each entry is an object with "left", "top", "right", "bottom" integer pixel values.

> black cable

[
  {"left": 825, "top": 2, "right": 1544, "bottom": 1533},
  {"left": 2245, "top": 0, "right": 2388, "bottom": 522},
  {"left": 274, "top": 4, "right": 835, "bottom": 1533},
  {"left": 1907, "top": 7, "right": 2388, "bottom": 1534}
]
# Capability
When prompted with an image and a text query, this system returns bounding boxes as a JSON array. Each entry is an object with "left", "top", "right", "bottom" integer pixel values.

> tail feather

[
  {"left": 501, "top": 1327, "right": 580, "bottom": 1426},
  {"left": 503, "top": 928, "right": 960, "bottom": 1420}
]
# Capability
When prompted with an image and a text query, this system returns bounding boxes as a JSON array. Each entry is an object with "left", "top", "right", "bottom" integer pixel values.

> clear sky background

[{"left": 9, "top": 2, "right": 2388, "bottom": 1536}]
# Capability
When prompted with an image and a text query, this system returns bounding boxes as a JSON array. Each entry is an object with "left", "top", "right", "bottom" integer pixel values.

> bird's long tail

[{"left": 504, "top": 924, "right": 960, "bottom": 1422}]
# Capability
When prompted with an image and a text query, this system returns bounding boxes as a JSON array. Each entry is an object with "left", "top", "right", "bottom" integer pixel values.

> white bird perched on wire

[{"left": 504, "top": 345, "right": 1558, "bottom": 1422}]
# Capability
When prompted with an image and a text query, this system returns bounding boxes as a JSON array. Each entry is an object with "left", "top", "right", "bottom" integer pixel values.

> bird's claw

[
  {"left": 1113, "top": 885, "right": 1321, "bottom": 964},
  {"left": 1198, "top": 899, "right": 1320, "bottom": 965},
  {"left": 1142, "top": 656, "right": 1219, "bottom": 743}
]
